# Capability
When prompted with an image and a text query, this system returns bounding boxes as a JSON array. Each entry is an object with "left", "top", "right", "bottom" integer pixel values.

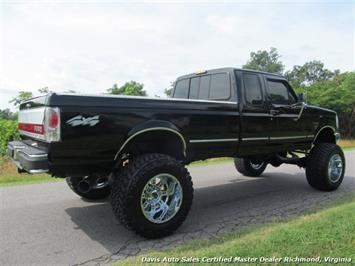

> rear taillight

[
  {"left": 44, "top": 107, "right": 61, "bottom": 142},
  {"left": 49, "top": 111, "right": 59, "bottom": 128}
]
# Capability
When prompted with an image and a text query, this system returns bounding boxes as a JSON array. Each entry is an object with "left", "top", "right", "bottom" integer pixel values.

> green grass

[
  {"left": 0, "top": 157, "right": 61, "bottom": 187},
  {"left": 189, "top": 157, "right": 232, "bottom": 167},
  {"left": 0, "top": 173, "right": 61, "bottom": 187},
  {"left": 339, "top": 139, "right": 355, "bottom": 150},
  {"left": 118, "top": 196, "right": 355, "bottom": 266}
]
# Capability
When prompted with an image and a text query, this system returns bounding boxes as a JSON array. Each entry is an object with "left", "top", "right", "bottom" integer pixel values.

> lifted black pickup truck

[{"left": 8, "top": 67, "right": 345, "bottom": 238}]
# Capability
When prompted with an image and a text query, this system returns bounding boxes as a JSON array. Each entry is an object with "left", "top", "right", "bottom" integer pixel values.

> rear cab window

[
  {"left": 173, "top": 72, "right": 231, "bottom": 101},
  {"left": 189, "top": 77, "right": 200, "bottom": 99},
  {"left": 242, "top": 73, "right": 263, "bottom": 105},
  {"left": 198, "top": 75, "right": 210, "bottom": 100},
  {"left": 209, "top": 73, "right": 231, "bottom": 100},
  {"left": 173, "top": 79, "right": 189, "bottom": 98}
]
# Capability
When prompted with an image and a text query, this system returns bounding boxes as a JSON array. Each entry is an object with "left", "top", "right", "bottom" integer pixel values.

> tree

[
  {"left": 0, "top": 109, "right": 17, "bottom": 120},
  {"left": 243, "top": 47, "right": 284, "bottom": 74},
  {"left": 305, "top": 72, "right": 355, "bottom": 138},
  {"left": 107, "top": 81, "right": 147, "bottom": 96},
  {"left": 284, "top": 60, "right": 337, "bottom": 89},
  {"left": 164, "top": 81, "right": 174, "bottom": 97},
  {"left": 339, "top": 72, "right": 355, "bottom": 138},
  {"left": 164, "top": 88, "right": 172, "bottom": 97},
  {"left": 9, "top": 91, "right": 33, "bottom": 107},
  {"left": 38, "top": 87, "right": 50, "bottom": 94}
]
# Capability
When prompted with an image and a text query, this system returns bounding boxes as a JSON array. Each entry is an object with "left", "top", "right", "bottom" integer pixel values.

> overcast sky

[{"left": 0, "top": 0, "right": 354, "bottom": 111}]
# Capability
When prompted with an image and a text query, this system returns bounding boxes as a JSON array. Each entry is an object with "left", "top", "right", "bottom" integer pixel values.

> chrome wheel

[
  {"left": 94, "top": 177, "right": 109, "bottom": 189},
  {"left": 328, "top": 154, "right": 343, "bottom": 183},
  {"left": 141, "top": 173, "right": 183, "bottom": 224},
  {"left": 250, "top": 161, "right": 264, "bottom": 170}
]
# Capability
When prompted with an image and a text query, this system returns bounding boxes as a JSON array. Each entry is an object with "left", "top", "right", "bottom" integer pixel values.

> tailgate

[
  {"left": 19, "top": 106, "right": 46, "bottom": 141},
  {"left": 7, "top": 94, "right": 61, "bottom": 174},
  {"left": 18, "top": 95, "right": 61, "bottom": 142},
  {"left": 19, "top": 95, "right": 47, "bottom": 141}
]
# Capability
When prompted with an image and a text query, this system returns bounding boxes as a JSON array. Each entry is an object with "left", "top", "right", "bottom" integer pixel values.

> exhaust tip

[{"left": 78, "top": 180, "right": 91, "bottom": 194}]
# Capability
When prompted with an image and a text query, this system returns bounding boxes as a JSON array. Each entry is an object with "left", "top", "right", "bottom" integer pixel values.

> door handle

[{"left": 270, "top": 109, "right": 280, "bottom": 116}]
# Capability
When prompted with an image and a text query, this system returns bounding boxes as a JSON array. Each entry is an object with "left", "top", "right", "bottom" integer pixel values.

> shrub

[{"left": 0, "top": 119, "right": 19, "bottom": 156}]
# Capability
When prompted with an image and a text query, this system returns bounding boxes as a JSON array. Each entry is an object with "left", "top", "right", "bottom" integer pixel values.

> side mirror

[{"left": 297, "top": 93, "right": 305, "bottom": 103}]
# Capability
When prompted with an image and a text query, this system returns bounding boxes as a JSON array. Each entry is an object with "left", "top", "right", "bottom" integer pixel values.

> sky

[{"left": 0, "top": 0, "right": 354, "bottom": 111}]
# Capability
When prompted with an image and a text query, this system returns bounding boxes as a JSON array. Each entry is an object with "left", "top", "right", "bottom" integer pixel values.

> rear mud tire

[{"left": 110, "top": 153, "right": 193, "bottom": 239}]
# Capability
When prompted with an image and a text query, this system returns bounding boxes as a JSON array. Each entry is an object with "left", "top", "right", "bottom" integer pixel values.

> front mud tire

[
  {"left": 110, "top": 153, "right": 193, "bottom": 239},
  {"left": 306, "top": 143, "right": 345, "bottom": 191}
]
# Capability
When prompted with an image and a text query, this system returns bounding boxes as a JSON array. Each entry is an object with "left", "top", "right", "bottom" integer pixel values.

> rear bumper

[{"left": 7, "top": 141, "right": 49, "bottom": 174}]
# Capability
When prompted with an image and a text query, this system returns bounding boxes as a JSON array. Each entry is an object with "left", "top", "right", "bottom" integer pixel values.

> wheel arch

[
  {"left": 313, "top": 126, "right": 336, "bottom": 145},
  {"left": 114, "top": 120, "right": 187, "bottom": 161}
]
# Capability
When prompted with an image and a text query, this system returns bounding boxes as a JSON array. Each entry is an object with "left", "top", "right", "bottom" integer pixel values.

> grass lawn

[
  {"left": 338, "top": 139, "right": 355, "bottom": 150},
  {"left": 189, "top": 157, "right": 232, "bottom": 167},
  {"left": 0, "top": 173, "right": 61, "bottom": 187},
  {"left": 0, "top": 157, "right": 61, "bottom": 187},
  {"left": 118, "top": 195, "right": 355, "bottom": 266}
]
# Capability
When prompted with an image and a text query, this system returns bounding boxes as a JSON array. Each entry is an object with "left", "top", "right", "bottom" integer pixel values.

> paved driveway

[{"left": 1, "top": 151, "right": 354, "bottom": 265}]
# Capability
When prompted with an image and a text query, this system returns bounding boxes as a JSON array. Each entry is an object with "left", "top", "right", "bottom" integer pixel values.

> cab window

[
  {"left": 173, "top": 79, "right": 189, "bottom": 99},
  {"left": 189, "top": 77, "right": 200, "bottom": 99},
  {"left": 243, "top": 73, "right": 263, "bottom": 105},
  {"left": 209, "top": 73, "right": 231, "bottom": 100},
  {"left": 174, "top": 73, "right": 231, "bottom": 101},
  {"left": 266, "top": 79, "right": 294, "bottom": 105},
  {"left": 198, "top": 75, "right": 210, "bottom": 100}
]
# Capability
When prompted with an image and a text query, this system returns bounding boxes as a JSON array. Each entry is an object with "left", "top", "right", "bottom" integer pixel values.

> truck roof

[{"left": 176, "top": 67, "right": 284, "bottom": 80}]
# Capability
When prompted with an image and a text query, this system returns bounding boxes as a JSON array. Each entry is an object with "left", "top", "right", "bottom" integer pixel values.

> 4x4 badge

[{"left": 66, "top": 115, "right": 100, "bottom": 127}]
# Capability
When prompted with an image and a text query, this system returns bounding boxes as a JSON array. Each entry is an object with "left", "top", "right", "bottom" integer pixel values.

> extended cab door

[
  {"left": 173, "top": 70, "right": 240, "bottom": 159},
  {"left": 264, "top": 76, "right": 312, "bottom": 146},
  {"left": 237, "top": 71, "right": 272, "bottom": 155}
]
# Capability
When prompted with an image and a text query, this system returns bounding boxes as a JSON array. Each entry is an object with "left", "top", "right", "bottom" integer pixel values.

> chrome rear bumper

[{"left": 7, "top": 141, "right": 49, "bottom": 174}]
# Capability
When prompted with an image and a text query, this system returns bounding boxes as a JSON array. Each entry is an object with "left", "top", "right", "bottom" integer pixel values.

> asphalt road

[{"left": 1, "top": 151, "right": 355, "bottom": 265}]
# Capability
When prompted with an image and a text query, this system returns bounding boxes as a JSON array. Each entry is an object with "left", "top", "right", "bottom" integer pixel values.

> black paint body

[{"left": 18, "top": 68, "right": 337, "bottom": 177}]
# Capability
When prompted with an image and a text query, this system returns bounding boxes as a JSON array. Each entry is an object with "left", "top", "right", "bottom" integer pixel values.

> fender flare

[
  {"left": 312, "top": 125, "right": 336, "bottom": 144},
  {"left": 114, "top": 120, "right": 187, "bottom": 160}
]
